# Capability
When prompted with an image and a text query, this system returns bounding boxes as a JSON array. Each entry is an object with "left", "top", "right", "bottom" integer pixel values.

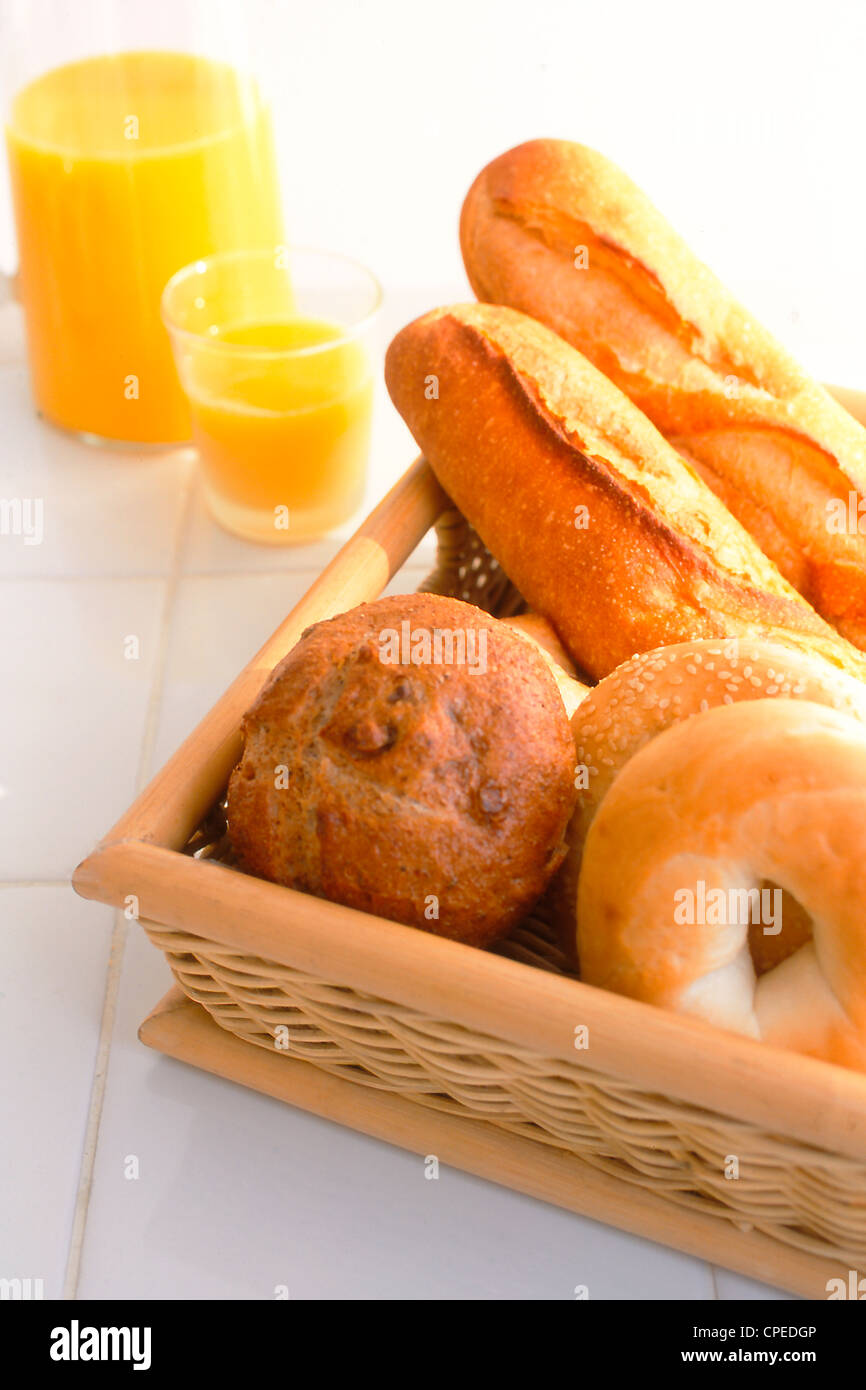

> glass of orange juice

[
  {"left": 3, "top": 46, "right": 282, "bottom": 444},
  {"left": 162, "top": 247, "right": 381, "bottom": 543}
]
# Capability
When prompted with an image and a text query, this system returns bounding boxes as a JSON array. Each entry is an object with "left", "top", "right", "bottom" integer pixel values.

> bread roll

[
  {"left": 385, "top": 302, "right": 866, "bottom": 684},
  {"left": 227, "top": 593, "right": 576, "bottom": 947},
  {"left": 501, "top": 612, "right": 590, "bottom": 717},
  {"left": 577, "top": 699, "right": 866, "bottom": 1071},
  {"left": 461, "top": 139, "right": 866, "bottom": 648}
]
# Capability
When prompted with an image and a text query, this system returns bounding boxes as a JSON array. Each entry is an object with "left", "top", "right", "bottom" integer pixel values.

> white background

[{"left": 2, "top": 0, "right": 863, "bottom": 1303}]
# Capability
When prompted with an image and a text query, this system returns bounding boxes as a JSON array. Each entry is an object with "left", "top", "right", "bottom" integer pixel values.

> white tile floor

[{"left": 0, "top": 294, "right": 793, "bottom": 1301}]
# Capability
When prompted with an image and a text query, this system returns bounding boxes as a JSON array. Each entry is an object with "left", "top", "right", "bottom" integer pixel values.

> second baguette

[{"left": 385, "top": 303, "right": 866, "bottom": 684}]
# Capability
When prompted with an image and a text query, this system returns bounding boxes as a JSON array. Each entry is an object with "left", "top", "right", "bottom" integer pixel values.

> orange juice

[
  {"left": 5, "top": 51, "right": 282, "bottom": 442},
  {"left": 184, "top": 317, "right": 374, "bottom": 542}
]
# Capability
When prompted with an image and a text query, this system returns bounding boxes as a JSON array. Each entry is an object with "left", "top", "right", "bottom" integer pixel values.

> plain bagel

[{"left": 577, "top": 699, "right": 866, "bottom": 1071}]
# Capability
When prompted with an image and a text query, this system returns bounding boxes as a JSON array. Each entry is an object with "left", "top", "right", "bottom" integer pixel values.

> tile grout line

[
  {"left": 61, "top": 906, "right": 129, "bottom": 1302},
  {"left": 61, "top": 465, "right": 197, "bottom": 1302},
  {"left": 0, "top": 878, "right": 71, "bottom": 889},
  {"left": 0, "top": 557, "right": 437, "bottom": 583}
]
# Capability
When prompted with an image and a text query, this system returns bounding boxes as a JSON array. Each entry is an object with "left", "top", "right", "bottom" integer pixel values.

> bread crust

[
  {"left": 227, "top": 593, "right": 576, "bottom": 946},
  {"left": 461, "top": 140, "right": 866, "bottom": 647},
  {"left": 385, "top": 302, "right": 866, "bottom": 683}
]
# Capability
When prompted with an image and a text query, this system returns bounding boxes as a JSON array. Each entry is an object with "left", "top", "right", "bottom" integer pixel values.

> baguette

[
  {"left": 384, "top": 302, "right": 866, "bottom": 684},
  {"left": 460, "top": 139, "right": 866, "bottom": 649}
]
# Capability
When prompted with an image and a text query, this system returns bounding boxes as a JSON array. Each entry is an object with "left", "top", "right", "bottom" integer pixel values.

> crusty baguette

[
  {"left": 460, "top": 139, "right": 866, "bottom": 649},
  {"left": 385, "top": 302, "right": 866, "bottom": 683}
]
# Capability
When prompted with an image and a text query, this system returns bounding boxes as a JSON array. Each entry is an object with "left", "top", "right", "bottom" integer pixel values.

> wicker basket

[{"left": 74, "top": 456, "right": 866, "bottom": 1298}]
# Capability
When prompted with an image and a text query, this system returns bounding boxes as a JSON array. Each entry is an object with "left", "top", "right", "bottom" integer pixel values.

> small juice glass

[{"left": 162, "top": 247, "right": 381, "bottom": 542}]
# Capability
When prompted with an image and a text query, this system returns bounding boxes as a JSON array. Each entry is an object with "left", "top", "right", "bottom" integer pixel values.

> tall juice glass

[{"left": 1, "top": 3, "right": 282, "bottom": 443}]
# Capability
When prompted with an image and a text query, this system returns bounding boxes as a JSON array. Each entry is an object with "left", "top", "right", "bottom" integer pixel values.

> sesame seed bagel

[
  {"left": 556, "top": 638, "right": 866, "bottom": 969},
  {"left": 577, "top": 699, "right": 866, "bottom": 1071}
]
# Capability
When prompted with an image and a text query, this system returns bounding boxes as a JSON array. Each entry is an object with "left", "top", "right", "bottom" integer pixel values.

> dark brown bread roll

[{"left": 227, "top": 593, "right": 576, "bottom": 946}]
